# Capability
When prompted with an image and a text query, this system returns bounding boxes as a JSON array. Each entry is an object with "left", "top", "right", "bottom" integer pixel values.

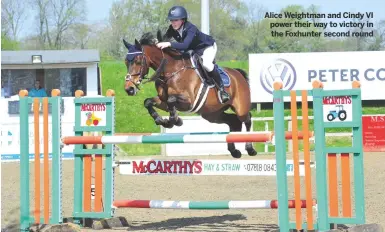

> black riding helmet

[{"left": 167, "top": 6, "right": 188, "bottom": 20}]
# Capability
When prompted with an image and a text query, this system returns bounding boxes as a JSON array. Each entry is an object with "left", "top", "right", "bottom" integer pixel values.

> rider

[{"left": 156, "top": 5, "right": 231, "bottom": 103}]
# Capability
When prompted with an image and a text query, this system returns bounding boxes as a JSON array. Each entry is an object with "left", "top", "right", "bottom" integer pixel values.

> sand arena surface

[{"left": 2, "top": 152, "right": 384, "bottom": 231}]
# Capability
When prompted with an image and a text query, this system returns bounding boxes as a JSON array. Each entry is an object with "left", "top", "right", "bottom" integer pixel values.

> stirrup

[{"left": 218, "top": 90, "right": 230, "bottom": 103}]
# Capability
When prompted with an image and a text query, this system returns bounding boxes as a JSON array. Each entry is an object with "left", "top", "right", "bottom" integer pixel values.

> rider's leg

[{"left": 201, "top": 43, "right": 230, "bottom": 103}]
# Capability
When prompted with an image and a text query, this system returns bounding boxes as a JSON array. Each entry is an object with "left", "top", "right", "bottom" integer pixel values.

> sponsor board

[
  {"left": 117, "top": 159, "right": 316, "bottom": 176},
  {"left": 80, "top": 103, "right": 106, "bottom": 127},
  {"left": 322, "top": 96, "right": 353, "bottom": 122},
  {"left": 362, "top": 115, "right": 385, "bottom": 152},
  {"left": 249, "top": 51, "right": 385, "bottom": 103}
]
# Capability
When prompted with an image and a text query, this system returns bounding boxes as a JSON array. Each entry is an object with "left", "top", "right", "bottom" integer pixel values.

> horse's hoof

[
  {"left": 247, "top": 148, "right": 258, "bottom": 156},
  {"left": 246, "top": 143, "right": 257, "bottom": 156},
  {"left": 174, "top": 117, "right": 183, "bottom": 126},
  {"left": 230, "top": 150, "right": 242, "bottom": 159},
  {"left": 169, "top": 116, "right": 183, "bottom": 127},
  {"left": 162, "top": 119, "right": 174, "bottom": 129}
]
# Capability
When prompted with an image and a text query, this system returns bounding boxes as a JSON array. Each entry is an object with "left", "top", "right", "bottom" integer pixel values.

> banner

[
  {"left": 117, "top": 159, "right": 316, "bottom": 176},
  {"left": 362, "top": 115, "right": 385, "bottom": 152},
  {"left": 249, "top": 51, "right": 385, "bottom": 102}
]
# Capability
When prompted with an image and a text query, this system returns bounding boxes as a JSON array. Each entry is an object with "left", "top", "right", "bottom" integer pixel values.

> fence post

[
  {"left": 272, "top": 82, "right": 290, "bottom": 231},
  {"left": 19, "top": 90, "right": 30, "bottom": 231}
]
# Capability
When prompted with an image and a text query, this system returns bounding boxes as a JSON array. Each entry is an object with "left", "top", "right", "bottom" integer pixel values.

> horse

[{"left": 122, "top": 30, "right": 257, "bottom": 158}]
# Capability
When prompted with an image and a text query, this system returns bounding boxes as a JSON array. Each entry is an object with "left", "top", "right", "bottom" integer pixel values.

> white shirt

[{"left": 177, "top": 25, "right": 184, "bottom": 37}]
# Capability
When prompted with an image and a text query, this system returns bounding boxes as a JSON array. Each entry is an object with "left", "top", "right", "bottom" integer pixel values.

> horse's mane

[
  {"left": 139, "top": 31, "right": 187, "bottom": 59},
  {"left": 139, "top": 32, "right": 158, "bottom": 46}
]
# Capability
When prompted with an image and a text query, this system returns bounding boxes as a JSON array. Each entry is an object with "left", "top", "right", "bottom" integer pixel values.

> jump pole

[
  {"left": 113, "top": 199, "right": 317, "bottom": 209},
  {"left": 63, "top": 132, "right": 273, "bottom": 145},
  {"left": 62, "top": 132, "right": 314, "bottom": 145},
  {"left": 114, "top": 131, "right": 314, "bottom": 140}
]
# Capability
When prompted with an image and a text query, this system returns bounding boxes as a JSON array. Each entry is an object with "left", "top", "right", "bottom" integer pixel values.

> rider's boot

[{"left": 208, "top": 68, "right": 231, "bottom": 103}]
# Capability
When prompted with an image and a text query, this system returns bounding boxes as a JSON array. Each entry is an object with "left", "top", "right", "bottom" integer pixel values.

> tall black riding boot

[{"left": 208, "top": 69, "right": 230, "bottom": 103}]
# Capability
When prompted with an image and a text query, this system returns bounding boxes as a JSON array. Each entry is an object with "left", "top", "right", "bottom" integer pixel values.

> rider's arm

[{"left": 170, "top": 27, "right": 196, "bottom": 50}]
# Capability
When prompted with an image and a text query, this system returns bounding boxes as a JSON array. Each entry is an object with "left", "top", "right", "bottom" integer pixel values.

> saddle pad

[{"left": 215, "top": 64, "right": 231, "bottom": 87}]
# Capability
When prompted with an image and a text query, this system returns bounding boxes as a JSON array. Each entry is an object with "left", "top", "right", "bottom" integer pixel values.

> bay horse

[{"left": 122, "top": 30, "right": 257, "bottom": 158}]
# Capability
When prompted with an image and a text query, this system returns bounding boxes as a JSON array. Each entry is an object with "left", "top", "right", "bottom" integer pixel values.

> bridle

[{"left": 125, "top": 51, "right": 148, "bottom": 90}]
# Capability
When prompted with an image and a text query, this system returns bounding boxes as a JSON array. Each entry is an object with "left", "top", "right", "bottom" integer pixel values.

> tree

[
  {"left": 243, "top": 1, "right": 268, "bottom": 54},
  {"left": 66, "top": 23, "right": 92, "bottom": 49},
  {"left": 1, "top": 0, "right": 28, "bottom": 41},
  {"left": 367, "top": 20, "right": 385, "bottom": 51},
  {"left": 31, "top": 0, "right": 87, "bottom": 49},
  {"left": 1, "top": 32, "right": 20, "bottom": 50}
]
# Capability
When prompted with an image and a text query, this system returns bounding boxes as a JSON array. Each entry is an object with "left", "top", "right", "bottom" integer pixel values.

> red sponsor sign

[
  {"left": 132, "top": 160, "right": 203, "bottom": 174},
  {"left": 323, "top": 96, "right": 352, "bottom": 105},
  {"left": 81, "top": 104, "right": 106, "bottom": 111},
  {"left": 362, "top": 115, "right": 385, "bottom": 152}
]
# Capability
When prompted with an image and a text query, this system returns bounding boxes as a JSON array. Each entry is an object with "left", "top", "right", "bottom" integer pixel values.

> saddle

[
  {"left": 188, "top": 51, "right": 215, "bottom": 86},
  {"left": 182, "top": 51, "right": 231, "bottom": 113},
  {"left": 181, "top": 50, "right": 230, "bottom": 88}
]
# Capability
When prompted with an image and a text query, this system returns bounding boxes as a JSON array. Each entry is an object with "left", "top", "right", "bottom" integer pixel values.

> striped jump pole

[
  {"left": 115, "top": 131, "right": 314, "bottom": 140},
  {"left": 113, "top": 199, "right": 317, "bottom": 210},
  {"left": 62, "top": 132, "right": 274, "bottom": 145},
  {"left": 62, "top": 131, "right": 313, "bottom": 145}
]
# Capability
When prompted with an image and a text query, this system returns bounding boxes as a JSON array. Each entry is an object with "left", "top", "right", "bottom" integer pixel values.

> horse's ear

[
  {"left": 134, "top": 39, "right": 142, "bottom": 50},
  {"left": 123, "top": 39, "right": 132, "bottom": 49},
  {"left": 157, "top": 29, "right": 163, "bottom": 42}
]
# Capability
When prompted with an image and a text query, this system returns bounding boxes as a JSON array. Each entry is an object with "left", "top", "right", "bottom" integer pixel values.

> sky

[{"left": 19, "top": 0, "right": 385, "bottom": 38}]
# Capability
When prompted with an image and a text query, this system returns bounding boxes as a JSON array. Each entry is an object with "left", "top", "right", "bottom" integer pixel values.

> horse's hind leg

[
  {"left": 202, "top": 112, "right": 243, "bottom": 159},
  {"left": 244, "top": 112, "right": 257, "bottom": 156}
]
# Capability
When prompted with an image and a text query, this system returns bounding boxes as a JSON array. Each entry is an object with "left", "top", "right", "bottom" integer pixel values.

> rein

[{"left": 150, "top": 48, "right": 196, "bottom": 84}]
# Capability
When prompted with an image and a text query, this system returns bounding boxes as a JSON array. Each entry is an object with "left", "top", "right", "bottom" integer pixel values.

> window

[
  {"left": 1, "top": 69, "right": 36, "bottom": 97},
  {"left": 44, "top": 68, "right": 87, "bottom": 96},
  {"left": 1, "top": 67, "right": 87, "bottom": 97},
  {"left": 1, "top": 67, "right": 87, "bottom": 115}
]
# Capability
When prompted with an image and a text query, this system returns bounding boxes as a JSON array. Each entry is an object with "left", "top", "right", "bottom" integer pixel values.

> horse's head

[
  {"left": 123, "top": 30, "right": 186, "bottom": 96},
  {"left": 123, "top": 39, "right": 150, "bottom": 95}
]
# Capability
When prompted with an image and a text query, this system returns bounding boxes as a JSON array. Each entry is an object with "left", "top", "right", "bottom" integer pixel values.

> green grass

[{"left": 100, "top": 60, "right": 383, "bottom": 156}]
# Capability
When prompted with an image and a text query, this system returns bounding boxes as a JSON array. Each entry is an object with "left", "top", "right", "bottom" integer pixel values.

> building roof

[{"left": 1, "top": 49, "right": 100, "bottom": 65}]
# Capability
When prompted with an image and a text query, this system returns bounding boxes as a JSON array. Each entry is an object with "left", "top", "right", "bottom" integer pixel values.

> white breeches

[{"left": 201, "top": 42, "right": 217, "bottom": 72}]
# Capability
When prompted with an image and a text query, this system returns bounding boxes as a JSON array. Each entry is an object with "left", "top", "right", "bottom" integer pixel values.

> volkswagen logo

[{"left": 260, "top": 58, "right": 297, "bottom": 94}]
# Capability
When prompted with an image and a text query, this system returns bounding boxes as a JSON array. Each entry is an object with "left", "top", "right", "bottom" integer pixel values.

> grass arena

[{"left": 1, "top": 81, "right": 384, "bottom": 232}]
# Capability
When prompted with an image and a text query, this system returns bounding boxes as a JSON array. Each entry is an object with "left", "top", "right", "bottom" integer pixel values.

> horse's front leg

[
  {"left": 144, "top": 96, "right": 174, "bottom": 128},
  {"left": 167, "top": 95, "right": 183, "bottom": 126}
]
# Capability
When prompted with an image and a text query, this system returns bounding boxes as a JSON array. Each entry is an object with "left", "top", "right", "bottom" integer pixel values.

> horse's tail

[{"left": 234, "top": 68, "right": 249, "bottom": 84}]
